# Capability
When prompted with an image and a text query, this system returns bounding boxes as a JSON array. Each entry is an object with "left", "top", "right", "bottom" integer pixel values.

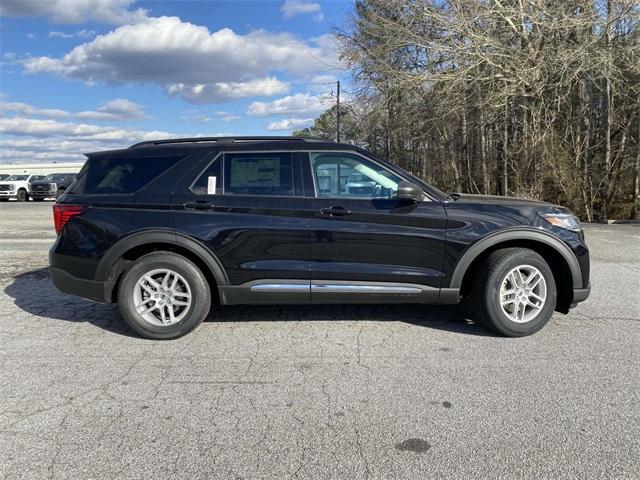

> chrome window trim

[{"left": 189, "top": 148, "right": 434, "bottom": 201}]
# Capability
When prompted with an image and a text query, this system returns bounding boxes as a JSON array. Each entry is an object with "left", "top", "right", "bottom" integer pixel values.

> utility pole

[{"left": 336, "top": 80, "right": 340, "bottom": 143}]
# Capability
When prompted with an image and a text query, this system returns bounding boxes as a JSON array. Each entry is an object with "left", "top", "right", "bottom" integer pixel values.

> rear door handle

[
  {"left": 320, "top": 206, "right": 351, "bottom": 217},
  {"left": 184, "top": 201, "right": 214, "bottom": 210}
]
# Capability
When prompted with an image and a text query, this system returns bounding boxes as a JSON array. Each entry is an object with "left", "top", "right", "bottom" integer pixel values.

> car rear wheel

[
  {"left": 472, "top": 248, "right": 556, "bottom": 337},
  {"left": 117, "top": 252, "right": 211, "bottom": 340}
]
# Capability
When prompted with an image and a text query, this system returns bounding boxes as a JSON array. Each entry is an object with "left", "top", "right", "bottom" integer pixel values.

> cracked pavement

[{"left": 1, "top": 202, "right": 639, "bottom": 479}]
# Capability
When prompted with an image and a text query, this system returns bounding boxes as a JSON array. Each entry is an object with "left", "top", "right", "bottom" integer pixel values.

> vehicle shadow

[
  {"left": 4, "top": 268, "right": 493, "bottom": 338},
  {"left": 4, "top": 268, "right": 136, "bottom": 337}
]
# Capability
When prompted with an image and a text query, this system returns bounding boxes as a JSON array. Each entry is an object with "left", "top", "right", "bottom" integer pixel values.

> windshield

[{"left": 5, "top": 175, "right": 29, "bottom": 181}]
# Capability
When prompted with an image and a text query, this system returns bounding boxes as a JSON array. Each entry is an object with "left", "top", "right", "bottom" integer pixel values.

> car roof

[{"left": 87, "top": 136, "right": 364, "bottom": 157}]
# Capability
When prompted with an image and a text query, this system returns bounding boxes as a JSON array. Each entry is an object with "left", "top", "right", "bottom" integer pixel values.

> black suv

[
  {"left": 30, "top": 173, "right": 77, "bottom": 201},
  {"left": 49, "top": 137, "right": 590, "bottom": 339}
]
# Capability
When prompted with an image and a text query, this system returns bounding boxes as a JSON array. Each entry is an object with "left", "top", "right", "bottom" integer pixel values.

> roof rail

[{"left": 129, "top": 136, "right": 331, "bottom": 148}]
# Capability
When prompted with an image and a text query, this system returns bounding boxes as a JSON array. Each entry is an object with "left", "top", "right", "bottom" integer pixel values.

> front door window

[{"left": 310, "top": 152, "right": 402, "bottom": 199}]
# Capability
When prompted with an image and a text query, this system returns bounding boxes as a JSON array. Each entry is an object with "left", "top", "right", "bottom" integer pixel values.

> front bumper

[
  {"left": 30, "top": 192, "right": 56, "bottom": 199},
  {"left": 0, "top": 191, "right": 17, "bottom": 199},
  {"left": 571, "top": 285, "right": 591, "bottom": 307}
]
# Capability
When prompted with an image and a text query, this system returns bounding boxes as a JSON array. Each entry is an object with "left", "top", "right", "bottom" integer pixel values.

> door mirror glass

[{"left": 396, "top": 181, "right": 423, "bottom": 203}]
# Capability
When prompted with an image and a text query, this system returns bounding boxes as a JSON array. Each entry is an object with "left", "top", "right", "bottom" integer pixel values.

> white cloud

[
  {"left": 0, "top": 0, "right": 147, "bottom": 25},
  {"left": 22, "top": 16, "right": 335, "bottom": 104},
  {"left": 0, "top": 102, "right": 70, "bottom": 119},
  {"left": 49, "top": 29, "right": 96, "bottom": 39},
  {"left": 247, "top": 93, "right": 327, "bottom": 117},
  {"left": 281, "top": 0, "right": 323, "bottom": 21},
  {"left": 77, "top": 98, "right": 150, "bottom": 120},
  {"left": 26, "top": 33, "right": 37, "bottom": 40},
  {"left": 0, "top": 117, "right": 131, "bottom": 138},
  {"left": 0, "top": 99, "right": 150, "bottom": 121},
  {"left": 167, "top": 78, "right": 289, "bottom": 104},
  {"left": 180, "top": 111, "right": 241, "bottom": 124},
  {"left": 267, "top": 118, "right": 314, "bottom": 131},
  {"left": 0, "top": 117, "right": 188, "bottom": 163},
  {"left": 215, "top": 112, "right": 241, "bottom": 122}
]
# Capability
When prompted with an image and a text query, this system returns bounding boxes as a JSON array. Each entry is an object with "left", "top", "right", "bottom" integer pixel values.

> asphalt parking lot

[{"left": 1, "top": 201, "right": 638, "bottom": 479}]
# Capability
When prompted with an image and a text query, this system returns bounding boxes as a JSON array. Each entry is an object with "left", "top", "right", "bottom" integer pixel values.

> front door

[{"left": 303, "top": 151, "right": 448, "bottom": 303}]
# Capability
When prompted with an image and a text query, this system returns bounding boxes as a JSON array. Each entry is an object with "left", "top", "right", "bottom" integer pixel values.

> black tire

[
  {"left": 16, "top": 189, "right": 27, "bottom": 202},
  {"left": 0, "top": 198, "right": 8, "bottom": 202},
  {"left": 472, "top": 248, "right": 556, "bottom": 337},
  {"left": 117, "top": 252, "right": 211, "bottom": 340},
  {"left": 56, "top": 189, "right": 65, "bottom": 199}
]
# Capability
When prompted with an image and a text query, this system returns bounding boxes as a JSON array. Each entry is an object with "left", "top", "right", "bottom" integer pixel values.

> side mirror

[{"left": 396, "top": 181, "right": 423, "bottom": 203}]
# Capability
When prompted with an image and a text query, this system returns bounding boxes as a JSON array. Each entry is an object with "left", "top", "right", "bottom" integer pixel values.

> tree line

[{"left": 295, "top": 0, "right": 640, "bottom": 221}]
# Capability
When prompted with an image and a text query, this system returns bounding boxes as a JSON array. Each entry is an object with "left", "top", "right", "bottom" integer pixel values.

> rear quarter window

[{"left": 69, "top": 155, "right": 184, "bottom": 194}]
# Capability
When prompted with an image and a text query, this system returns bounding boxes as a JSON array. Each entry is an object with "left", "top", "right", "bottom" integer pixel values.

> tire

[
  {"left": 16, "top": 189, "right": 27, "bottom": 202},
  {"left": 472, "top": 248, "right": 556, "bottom": 337},
  {"left": 117, "top": 252, "right": 211, "bottom": 340},
  {"left": 56, "top": 189, "right": 65, "bottom": 199}
]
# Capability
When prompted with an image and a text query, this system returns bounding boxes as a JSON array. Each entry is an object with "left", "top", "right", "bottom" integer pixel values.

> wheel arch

[
  {"left": 96, "top": 230, "right": 228, "bottom": 303},
  {"left": 452, "top": 229, "right": 581, "bottom": 312}
]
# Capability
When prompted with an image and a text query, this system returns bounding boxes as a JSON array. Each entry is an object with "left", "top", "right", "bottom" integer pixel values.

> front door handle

[
  {"left": 184, "top": 201, "right": 215, "bottom": 210},
  {"left": 320, "top": 206, "right": 351, "bottom": 217}
]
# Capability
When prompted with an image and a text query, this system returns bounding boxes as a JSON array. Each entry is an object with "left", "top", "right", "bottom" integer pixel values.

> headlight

[
  {"left": 50, "top": 183, "right": 57, "bottom": 190},
  {"left": 539, "top": 212, "right": 581, "bottom": 232}
]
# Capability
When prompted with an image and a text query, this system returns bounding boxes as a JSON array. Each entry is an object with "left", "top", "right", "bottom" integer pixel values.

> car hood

[
  {"left": 452, "top": 193, "right": 553, "bottom": 206},
  {"left": 448, "top": 193, "right": 574, "bottom": 215}
]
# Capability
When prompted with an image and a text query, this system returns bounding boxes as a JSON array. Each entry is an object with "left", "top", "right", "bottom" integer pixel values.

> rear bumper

[{"left": 49, "top": 266, "right": 108, "bottom": 303}]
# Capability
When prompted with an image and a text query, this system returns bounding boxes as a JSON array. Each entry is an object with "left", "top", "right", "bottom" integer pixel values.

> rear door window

[
  {"left": 224, "top": 152, "right": 294, "bottom": 196},
  {"left": 191, "top": 154, "right": 222, "bottom": 195}
]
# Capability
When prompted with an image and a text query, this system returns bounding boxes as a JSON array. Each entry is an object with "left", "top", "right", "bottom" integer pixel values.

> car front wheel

[
  {"left": 17, "top": 190, "right": 28, "bottom": 202},
  {"left": 117, "top": 252, "right": 211, "bottom": 339},
  {"left": 472, "top": 248, "right": 557, "bottom": 337}
]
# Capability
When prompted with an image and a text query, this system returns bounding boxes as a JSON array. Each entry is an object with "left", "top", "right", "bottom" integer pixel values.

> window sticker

[
  {"left": 230, "top": 158, "right": 280, "bottom": 187},
  {"left": 207, "top": 176, "right": 217, "bottom": 194}
]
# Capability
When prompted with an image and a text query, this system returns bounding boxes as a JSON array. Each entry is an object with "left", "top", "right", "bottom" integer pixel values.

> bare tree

[{"left": 328, "top": 0, "right": 640, "bottom": 221}]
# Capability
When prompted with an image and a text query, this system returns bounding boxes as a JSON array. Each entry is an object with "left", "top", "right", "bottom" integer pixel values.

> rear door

[
  {"left": 171, "top": 150, "right": 310, "bottom": 304},
  {"left": 303, "top": 151, "right": 448, "bottom": 303}
]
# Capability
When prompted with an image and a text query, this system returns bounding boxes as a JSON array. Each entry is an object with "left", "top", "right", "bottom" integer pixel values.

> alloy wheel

[
  {"left": 499, "top": 265, "right": 547, "bottom": 323},
  {"left": 132, "top": 268, "right": 192, "bottom": 327}
]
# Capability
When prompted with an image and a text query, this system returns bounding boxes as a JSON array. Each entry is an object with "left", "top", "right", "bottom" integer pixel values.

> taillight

[{"left": 53, "top": 204, "right": 87, "bottom": 235}]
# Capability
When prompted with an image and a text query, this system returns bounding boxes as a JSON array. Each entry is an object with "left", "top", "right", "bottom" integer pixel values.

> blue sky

[{"left": 0, "top": 0, "right": 350, "bottom": 163}]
